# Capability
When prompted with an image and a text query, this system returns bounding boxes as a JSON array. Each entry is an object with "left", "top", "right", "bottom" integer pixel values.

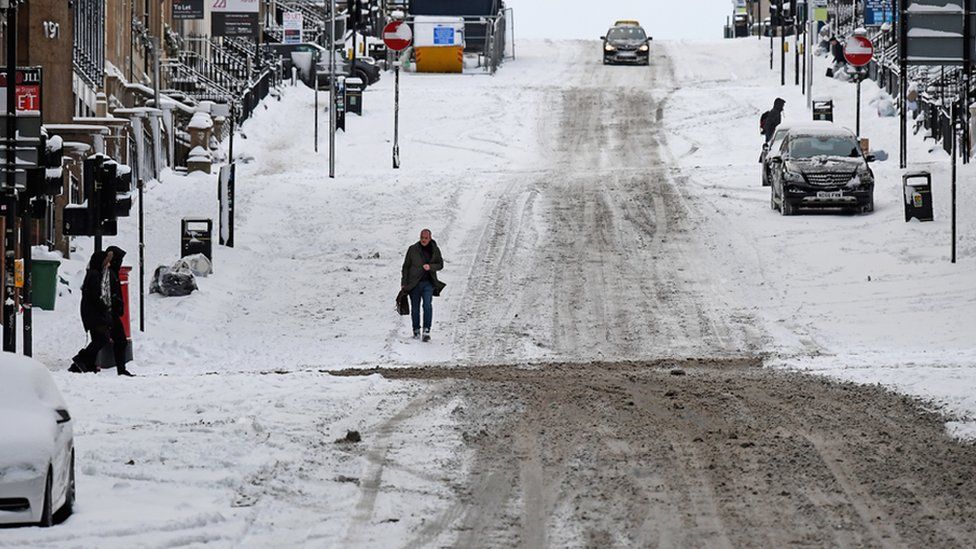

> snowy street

[{"left": 6, "top": 36, "right": 976, "bottom": 547}]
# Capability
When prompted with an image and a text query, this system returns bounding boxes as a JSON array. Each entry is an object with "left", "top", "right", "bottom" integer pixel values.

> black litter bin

[
  {"left": 903, "top": 171, "right": 934, "bottom": 222},
  {"left": 813, "top": 98, "right": 834, "bottom": 121},
  {"left": 346, "top": 77, "right": 364, "bottom": 116},
  {"left": 181, "top": 218, "right": 213, "bottom": 260}
]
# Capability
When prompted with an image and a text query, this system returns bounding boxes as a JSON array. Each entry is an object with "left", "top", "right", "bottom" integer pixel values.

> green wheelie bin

[{"left": 32, "top": 259, "right": 61, "bottom": 311}]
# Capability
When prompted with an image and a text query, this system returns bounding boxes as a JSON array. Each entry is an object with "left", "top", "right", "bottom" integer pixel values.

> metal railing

[{"left": 73, "top": 0, "right": 105, "bottom": 88}]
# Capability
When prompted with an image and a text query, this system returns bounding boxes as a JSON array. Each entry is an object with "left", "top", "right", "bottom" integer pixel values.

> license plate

[
  {"left": 618, "top": 52, "right": 636, "bottom": 58},
  {"left": 816, "top": 191, "right": 843, "bottom": 199}
]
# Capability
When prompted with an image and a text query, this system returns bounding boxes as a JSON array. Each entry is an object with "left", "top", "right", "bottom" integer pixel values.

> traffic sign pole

[
  {"left": 4, "top": 4, "right": 17, "bottom": 353},
  {"left": 844, "top": 35, "right": 874, "bottom": 138},
  {"left": 394, "top": 57, "right": 400, "bottom": 169},
  {"left": 383, "top": 20, "right": 412, "bottom": 170}
]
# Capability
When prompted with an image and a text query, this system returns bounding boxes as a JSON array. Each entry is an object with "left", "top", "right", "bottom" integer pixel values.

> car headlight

[
  {"left": 782, "top": 169, "right": 805, "bottom": 183},
  {"left": 639, "top": 44, "right": 649, "bottom": 52},
  {"left": 605, "top": 44, "right": 616, "bottom": 52}
]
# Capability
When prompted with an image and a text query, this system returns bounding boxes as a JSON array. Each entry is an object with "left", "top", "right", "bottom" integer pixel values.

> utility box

[
  {"left": 903, "top": 171, "right": 934, "bottom": 222},
  {"left": 345, "top": 77, "right": 364, "bottom": 116},
  {"left": 181, "top": 218, "right": 213, "bottom": 261},
  {"left": 335, "top": 76, "right": 346, "bottom": 132},
  {"left": 813, "top": 98, "right": 834, "bottom": 121}
]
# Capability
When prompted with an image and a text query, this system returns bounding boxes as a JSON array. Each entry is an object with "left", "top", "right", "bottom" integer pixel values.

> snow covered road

[{"left": 6, "top": 38, "right": 976, "bottom": 547}]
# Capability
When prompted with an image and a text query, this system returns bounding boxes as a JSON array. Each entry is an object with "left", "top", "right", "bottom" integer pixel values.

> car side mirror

[
  {"left": 648, "top": 37, "right": 653, "bottom": 42},
  {"left": 865, "top": 154, "right": 876, "bottom": 162},
  {"left": 600, "top": 36, "right": 606, "bottom": 40},
  {"left": 55, "top": 409, "right": 71, "bottom": 424}
]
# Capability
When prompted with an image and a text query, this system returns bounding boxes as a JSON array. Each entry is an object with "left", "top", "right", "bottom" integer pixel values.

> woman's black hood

[
  {"left": 105, "top": 246, "right": 126, "bottom": 270},
  {"left": 87, "top": 251, "right": 108, "bottom": 271}
]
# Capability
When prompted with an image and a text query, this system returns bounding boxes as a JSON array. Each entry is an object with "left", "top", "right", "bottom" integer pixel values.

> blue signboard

[
  {"left": 433, "top": 26, "right": 455, "bottom": 45},
  {"left": 864, "top": 0, "right": 894, "bottom": 26}
]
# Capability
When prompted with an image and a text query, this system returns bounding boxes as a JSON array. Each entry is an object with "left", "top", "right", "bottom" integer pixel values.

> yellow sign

[
  {"left": 815, "top": 8, "right": 828, "bottom": 22},
  {"left": 14, "top": 259, "right": 23, "bottom": 288}
]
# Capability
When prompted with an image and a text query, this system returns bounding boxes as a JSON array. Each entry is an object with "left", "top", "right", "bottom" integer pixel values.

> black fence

[{"left": 73, "top": 0, "right": 105, "bottom": 88}]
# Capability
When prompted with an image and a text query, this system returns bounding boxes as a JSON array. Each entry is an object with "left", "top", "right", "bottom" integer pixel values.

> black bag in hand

[{"left": 396, "top": 290, "right": 410, "bottom": 316}]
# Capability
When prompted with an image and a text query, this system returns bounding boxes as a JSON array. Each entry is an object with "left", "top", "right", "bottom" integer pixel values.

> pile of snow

[
  {"left": 187, "top": 112, "right": 213, "bottom": 131},
  {"left": 188, "top": 145, "right": 211, "bottom": 163}
]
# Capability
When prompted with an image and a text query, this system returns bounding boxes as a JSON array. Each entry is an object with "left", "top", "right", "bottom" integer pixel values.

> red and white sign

[
  {"left": 844, "top": 36, "right": 874, "bottom": 67},
  {"left": 383, "top": 21, "right": 413, "bottom": 52},
  {"left": 0, "top": 69, "right": 41, "bottom": 112}
]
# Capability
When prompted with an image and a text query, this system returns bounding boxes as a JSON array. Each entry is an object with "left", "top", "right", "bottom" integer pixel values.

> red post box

[
  {"left": 119, "top": 266, "right": 132, "bottom": 339},
  {"left": 96, "top": 265, "right": 134, "bottom": 367}
]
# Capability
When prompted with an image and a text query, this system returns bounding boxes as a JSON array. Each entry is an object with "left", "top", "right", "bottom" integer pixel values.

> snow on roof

[{"left": 785, "top": 123, "right": 855, "bottom": 137}]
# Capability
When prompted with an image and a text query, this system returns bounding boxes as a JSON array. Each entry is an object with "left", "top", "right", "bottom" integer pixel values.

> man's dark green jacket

[{"left": 401, "top": 240, "right": 446, "bottom": 295}]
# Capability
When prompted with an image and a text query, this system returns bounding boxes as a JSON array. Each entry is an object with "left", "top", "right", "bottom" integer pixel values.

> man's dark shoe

[
  {"left": 422, "top": 330, "right": 431, "bottom": 343},
  {"left": 68, "top": 361, "right": 84, "bottom": 373},
  {"left": 117, "top": 368, "right": 135, "bottom": 377},
  {"left": 413, "top": 330, "right": 421, "bottom": 340}
]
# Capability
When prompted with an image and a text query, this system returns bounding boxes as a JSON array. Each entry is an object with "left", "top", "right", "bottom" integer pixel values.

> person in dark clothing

[
  {"left": 831, "top": 37, "right": 847, "bottom": 66},
  {"left": 400, "top": 229, "right": 445, "bottom": 342},
  {"left": 761, "top": 97, "right": 785, "bottom": 143},
  {"left": 70, "top": 248, "right": 134, "bottom": 376}
]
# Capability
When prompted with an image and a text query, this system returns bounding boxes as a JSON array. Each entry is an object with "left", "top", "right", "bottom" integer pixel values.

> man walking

[
  {"left": 401, "top": 229, "right": 445, "bottom": 342},
  {"left": 761, "top": 97, "right": 785, "bottom": 143}
]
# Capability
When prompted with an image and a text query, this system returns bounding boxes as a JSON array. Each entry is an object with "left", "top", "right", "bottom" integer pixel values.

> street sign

[
  {"left": 0, "top": 67, "right": 42, "bottom": 113},
  {"left": 844, "top": 36, "right": 874, "bottom": 67},
  {"left": 211, "top": 0, "right": 259, "bottom": 38},
  {"left": 433, "top": 26, "right": 455, "bottom": 46},
  {"left": 172, "top": 0, "right": 204, "bottom": 20},
  {"left": 383, "top": 21, "right": 413, "bottom": 51},
  {"left": 864, "top": 0, "right": 894, "bottom": 26},
  {"left": 283, "top": 12, "right": 303, "bottom": 44}
]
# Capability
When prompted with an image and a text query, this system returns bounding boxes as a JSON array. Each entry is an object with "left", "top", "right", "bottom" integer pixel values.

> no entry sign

[
  {"left": 383, "top": 21, "right": 413, "bottom": 51},
  {"left": 844, "top": 36, "right": 874, "bottom": 67}
]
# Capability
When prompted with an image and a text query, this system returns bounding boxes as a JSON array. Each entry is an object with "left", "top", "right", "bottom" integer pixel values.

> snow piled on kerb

[{"left": 661, "top": 38, "right": 976, "bottom": 435}]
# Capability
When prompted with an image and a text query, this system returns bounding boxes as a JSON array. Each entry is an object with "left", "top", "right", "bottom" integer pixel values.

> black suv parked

[
  {"left": 601, "top": 24, "right": 652, "bottom": 65},
  {"left": 767, "top": 125, "right": 875, "bottom": 215}
]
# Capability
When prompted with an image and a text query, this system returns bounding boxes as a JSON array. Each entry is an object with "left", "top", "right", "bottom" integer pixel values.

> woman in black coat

[{"left": 70, "top": 249, "right": 134, "bottom": 376}]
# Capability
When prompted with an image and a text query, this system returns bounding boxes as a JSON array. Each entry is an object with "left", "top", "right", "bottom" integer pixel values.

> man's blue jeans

[{"left": 409, "top": 280, "right": 434, "bottom": 332}]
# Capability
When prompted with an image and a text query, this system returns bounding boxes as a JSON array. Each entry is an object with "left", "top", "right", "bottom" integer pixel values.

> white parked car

[{"left": 0, "top": 353, "right": 75, "bottom": 527}]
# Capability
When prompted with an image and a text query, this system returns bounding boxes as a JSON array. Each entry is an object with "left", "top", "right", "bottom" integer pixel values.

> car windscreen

[
  {"left": 788, "top": 135, "right": 861, "bottom": 158},
  {"left": 608, "top": 27, "right": 647, "bottom": 41}
]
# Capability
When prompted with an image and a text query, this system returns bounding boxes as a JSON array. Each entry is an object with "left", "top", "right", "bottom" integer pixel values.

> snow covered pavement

[{"left": 5, "top": 37, "right": 976, "bottom": 547}]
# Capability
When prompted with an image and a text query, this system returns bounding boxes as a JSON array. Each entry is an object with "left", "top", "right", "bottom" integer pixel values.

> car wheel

[
  {"left": 861, "top": 199, "right": 874, "bottom": 214},
  {"left": 39, "top": 468, "right": 53, "bottom": 527},
  {"left": 781, "top": 198, "right": 795, "bottom": 216},
  {"left": 61, "top": 451, "right": 75, "bottom": 517}
]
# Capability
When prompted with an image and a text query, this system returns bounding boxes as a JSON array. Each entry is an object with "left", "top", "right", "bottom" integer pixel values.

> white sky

[{"left": 504, "top": 0, "right": 732, "bottom": 41}]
